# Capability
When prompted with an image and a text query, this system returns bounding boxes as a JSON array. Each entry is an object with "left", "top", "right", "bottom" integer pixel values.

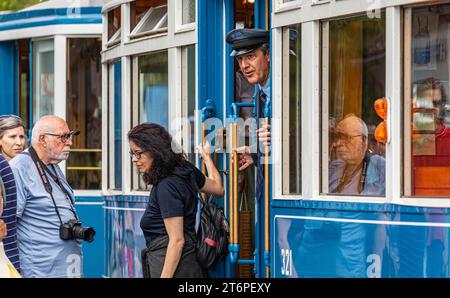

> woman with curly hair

[{"left": 128, "top": 123, "right": 224, "bottom": 278}]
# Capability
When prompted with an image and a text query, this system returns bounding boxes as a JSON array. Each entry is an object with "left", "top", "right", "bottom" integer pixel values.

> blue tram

[{"left": 1, "top": 0, "right": 450, "bottom": 278}]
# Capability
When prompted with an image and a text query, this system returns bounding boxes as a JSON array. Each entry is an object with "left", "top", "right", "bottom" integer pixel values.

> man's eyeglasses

[
  {"left": 43, "top": 130, "right": 80, "bottom": 143},
  {"left": 332, "top": 132, "right": 364, "bottom": 144},
  {"left": 129, "top": 150, "right": 147, "bottom": 160}
]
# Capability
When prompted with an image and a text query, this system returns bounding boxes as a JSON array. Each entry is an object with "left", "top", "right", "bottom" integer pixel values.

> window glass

[
  {"left": 138, "top": 51, "right": 168, "bottom": 128},
  {"left": 407, "top": 4, "right": 450, "bottom": 197},
  {"left": 323, "top": 14, "right": 386, "bottom": 196},
  {"left": 18, "top": 39, "right": 30, "bottom": 134},
  {"left": 134, "top": 51, "right": 168, "bottom": 190},
  {"left": 33, "top": 39, "right": 54, "bottom": 125},
  {"left": 66, "top": 38, "right": 102, "bottom": 190},
  {"left": 182, "top": 45, "right": 196, "bottom": 164},
  {"left": 114, "top": 61, "right": 122, "bottom": 190},
  {"left": 107, "top": 7, "right": 121, "bottom": 47},
  {"left": 283, "top": 25, "right": 301, "bottom": 195},
  {"left": 182, "top": 0, "right": 195, "bottom": 24},
  {"left": 130, "top": 0, "right": 167, "bottom": 38}
]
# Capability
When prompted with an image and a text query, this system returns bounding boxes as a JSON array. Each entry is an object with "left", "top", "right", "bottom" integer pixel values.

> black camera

[{"left": 60, "top": 219, "right": 95, "bottom": 243}]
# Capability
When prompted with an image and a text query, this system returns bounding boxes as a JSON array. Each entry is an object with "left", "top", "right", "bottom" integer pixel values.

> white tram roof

[{"left": 21, "top": 0, "right": 103, "bottom": 11}]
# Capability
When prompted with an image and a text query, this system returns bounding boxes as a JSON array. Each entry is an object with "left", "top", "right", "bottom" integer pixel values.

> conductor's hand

[
  {"left": 0, "top": 220, "right": 6, "bottom": 242},
  {"left": 236, "top": 146, "right": 254, "bottom": 171},
  {"left": 197, "top": 140, "right": 212, "bottom": 161},
  {"left": 257, "top": 124, "right": 271, "bottom": 147}
]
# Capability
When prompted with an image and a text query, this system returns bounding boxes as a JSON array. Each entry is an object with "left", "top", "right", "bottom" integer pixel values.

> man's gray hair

[
  {"left": 343, "top": 113, "right": 368, "bottom": 137},
  {"left": 31, "top": 116, "right": 59, "bottom": 146},
  {"left": 0, "top": 116, "right": 25, "bottom": 139},
  {"left": 259, "top": 43, "right": 270, "bottom": 55}
]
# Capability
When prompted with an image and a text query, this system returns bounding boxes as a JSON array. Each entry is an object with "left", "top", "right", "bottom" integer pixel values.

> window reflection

[
  {"left": 135, "top": 51, "right": 168, "bottom": 190},
  {"left": 33, "top": 39, "right": 54, "bottom": 124},
  {"left": 324, "top": 14, "right": 386, "bottom": 196},
  {"left": 182, "top": 45, "right": 196, "bottom": 164},
  {"left": 130, "top": 0, "right": 167, "bottom": 39},
  {"left": 283, "top": 25, "right": 301, "bottom": 195},
  {"left": 409, "top": 3, "right": 450, "bottom": 197},
  {"left": 182, "top": 0, "right": 195, "bottom": 24},
  {"left": 66, "top": 38, "right": 102, "bottom": 190}
]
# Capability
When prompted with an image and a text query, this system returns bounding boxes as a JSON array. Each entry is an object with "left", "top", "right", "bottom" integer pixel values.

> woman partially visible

[
  {"left": 0, "top": 115, "right": 26, "bottom": 271},
  {"left": 128, "top": 123, "right": 224, "bottom": 278}
]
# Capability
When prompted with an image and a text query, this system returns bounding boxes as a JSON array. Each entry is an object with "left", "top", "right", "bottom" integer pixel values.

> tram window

[
  {"left": 66, "top": 38, "right": 102, "bottom": 190},
  {"left": 109, "top": 61, "right": 122, "bottom": 190},
  {"left": 181, "top": 45, "right": 196, "bottom": 164},
  {"left": 282, "top": 24, "right": 301, "bottom": 195},
  {"left": 33, "top": 39, "right": 54, "bottom": 123},
  {"left": 18, "top": 39, "right": 30, "bottom": 134},
  {"left": 107, "top": 6, "right": 121, "bottom": 47},
  {"left": 133, "top": 51, "right": 168, "bottom": 191},
  {"left": 130, "top": 0, "right": 167, "bottom": 39},
  {"left": 322, "top": 14, "right": 386, "bottom": 196},
  {"left": 404, "top": 4, "right": 450, "bottom": 197},
  {"left": 182, "top": 0, "right": 195, "bottom": 25}
]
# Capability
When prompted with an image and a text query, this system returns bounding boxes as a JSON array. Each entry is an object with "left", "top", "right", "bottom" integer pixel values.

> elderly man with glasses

[
  {"left": 9, "top": 115, "right": 83, "bottom": 277},
  {"left": 329, "top": 114, "right": 385, "bottom": 195}
]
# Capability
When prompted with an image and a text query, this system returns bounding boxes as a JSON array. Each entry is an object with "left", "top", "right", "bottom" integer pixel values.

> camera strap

[{"left": 27, "top": 146, "right": 78, "bottom": 224}]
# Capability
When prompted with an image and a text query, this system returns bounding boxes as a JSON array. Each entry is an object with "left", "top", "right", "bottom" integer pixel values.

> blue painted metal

[
  {"left": 230, "top": 102, "right": 256, "bottom": 119},
  {"left": 0, "top": 7, "right": 101, "bottom": 32},
  {"left": 201, "top": 98, "right": 215, "bottom": 122},
  {"left": 272, "top": 205, "right": 450, "bottom": 278},
  {"left": 104, "top": 195, "right": 147, "bottom": 278},
  {"left": 0, "top": 41, "right": 16, "bottom": 115},
  {"left": 114, "top": 61, "right": 122, "bottom": 190},
  {"left": 74, "top": 196, "right": 105, "bottom": 278},
  {"left": 198, "top": 0, "right": 226, "bottom": 278}
]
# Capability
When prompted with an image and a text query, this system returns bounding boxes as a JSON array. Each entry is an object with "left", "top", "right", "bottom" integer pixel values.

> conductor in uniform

[{"left": 225, "top": 28, "right": 271, "bottom": 203}]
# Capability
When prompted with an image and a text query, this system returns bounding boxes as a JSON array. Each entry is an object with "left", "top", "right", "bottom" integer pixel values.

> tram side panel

[{"left": 273, "top": 205, "right": 450, "bottom": 278}]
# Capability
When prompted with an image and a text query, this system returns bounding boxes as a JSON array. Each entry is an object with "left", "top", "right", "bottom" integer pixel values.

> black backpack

[
  {"left": 184, "top": 172, "right": 229, "bottom": 269},
  {"left": 195, "top": 195, "right": 230, "bottom": 269}
]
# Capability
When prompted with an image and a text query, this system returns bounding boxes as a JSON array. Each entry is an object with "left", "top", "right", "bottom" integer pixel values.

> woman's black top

[{"left": 140, "top": 161, "right": 206, "bottom": 246}]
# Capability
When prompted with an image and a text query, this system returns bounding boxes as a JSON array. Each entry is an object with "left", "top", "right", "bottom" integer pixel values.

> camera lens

[{"left": 72, "top": 225, "right": 96, "bottom": 243}]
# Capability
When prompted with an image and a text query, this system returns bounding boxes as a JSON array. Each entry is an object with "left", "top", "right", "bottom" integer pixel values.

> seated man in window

[
  {"left": 329, "top": 114, "right": 385, "bottom": 196},
  {"left": 413, "top": 77, "right": 450, "bottom": 156}
]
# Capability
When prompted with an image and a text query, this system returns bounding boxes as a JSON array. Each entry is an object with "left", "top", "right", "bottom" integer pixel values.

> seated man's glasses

[
  {"left": 332, "top": 132, "right": 363, "bottom": 144},
  {"left": 43, "top": 130, "right": 80, "bottom": 143}
]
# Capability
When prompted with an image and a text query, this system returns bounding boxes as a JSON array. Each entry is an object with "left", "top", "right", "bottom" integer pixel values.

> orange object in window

[
  {"left": 374, "top": 120, "right": 387, "bottom": 143},
  {"left": 374, "top": 97, "right": 388, "bottom": 120},
  {"left": 374, "top": 97, "right": 388, "bottom": 143}
]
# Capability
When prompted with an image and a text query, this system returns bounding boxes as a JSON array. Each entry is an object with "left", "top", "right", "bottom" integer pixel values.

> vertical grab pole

[
  {"left": 264, "top": 117, "right": 270, "bottom": 278},
  {"left": 228, "top": 122, "right": 235, "bottom": 246},
  {"left": 233, "top": 122, "right": 239, "bottom": 251},
  {"left": 201, "top": 122, "right": 207, "bottom": 202}
]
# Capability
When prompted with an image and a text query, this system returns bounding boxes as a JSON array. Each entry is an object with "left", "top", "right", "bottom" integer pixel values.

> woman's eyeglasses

[{"left": 129, "top": 151, "right": 147, "bottom": 160}]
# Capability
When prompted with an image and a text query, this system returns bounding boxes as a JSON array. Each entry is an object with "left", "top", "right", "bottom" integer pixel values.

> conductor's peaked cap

[{"left": 226, "top": 28, "right": 269, "bottom": 57}]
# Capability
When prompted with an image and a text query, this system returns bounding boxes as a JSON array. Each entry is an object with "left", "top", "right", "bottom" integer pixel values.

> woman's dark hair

[{"left": 128, "top": 123, "right": 186, "bottom": 185}]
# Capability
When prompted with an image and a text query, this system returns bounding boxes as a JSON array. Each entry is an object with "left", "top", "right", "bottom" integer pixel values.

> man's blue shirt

[{"left": 10, "top": 149, "right": 82, "bottom": 277}]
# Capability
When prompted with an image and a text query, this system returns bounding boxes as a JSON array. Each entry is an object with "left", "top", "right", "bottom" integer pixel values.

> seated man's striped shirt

[{"left": 0, "top": 154, "right": 20, "bottom": 271}]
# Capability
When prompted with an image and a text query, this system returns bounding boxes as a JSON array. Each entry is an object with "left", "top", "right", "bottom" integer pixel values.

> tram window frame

[
  {"left": 281, "top": 24, "right": 302, "bottom": 196},
  {"left": 175, "top": 0, "right": 196, "bottom": 32},
  {"left": 108, "top": 60, "right": 123, "bottom": 191},
  {"left": 131, "top": 50, "right": 169, "bottom": 192},
  {"left": 403, "top": 3, "right": 450, "bottom": 200},
  {"left": 106, "top": 6, "right": 121, "bottom": 48},
  {"left": 129, "top": 3, "right": 168, "bottom": 40},
  {"left": 274, "top": 0, "right": 302, "bottom": 13},
  {"left": 320, "top": 13, "right": 387, "bottom": 200},
  {"left": 65, "top": 37, "right": 103, "bottom": 191}
]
